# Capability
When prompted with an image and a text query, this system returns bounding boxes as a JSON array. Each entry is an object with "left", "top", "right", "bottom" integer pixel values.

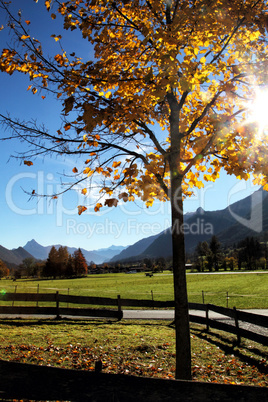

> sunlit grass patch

[
  {"left": 0, "top": 319, "right": 266, "bottom": 386},
  {"left": 1, "top": 271, "right": 267, "bottom": 309}
]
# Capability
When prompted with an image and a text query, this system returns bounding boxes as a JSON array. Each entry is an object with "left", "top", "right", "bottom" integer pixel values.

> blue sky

[{"left": 0, "top": 1, "right": 261, "bottom": 251}]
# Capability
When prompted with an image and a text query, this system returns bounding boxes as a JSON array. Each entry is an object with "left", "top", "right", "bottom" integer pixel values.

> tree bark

[
  {"left": 169, "top": 166, "right": 192, "bottom": 380},
  {"left": 166, "top": 89, "right": 192, "bottom": 380}
]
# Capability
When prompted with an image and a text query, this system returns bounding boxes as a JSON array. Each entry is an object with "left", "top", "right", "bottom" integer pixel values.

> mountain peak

[{"left": 24, "top": 239, "right": 40, "bottom": 247}]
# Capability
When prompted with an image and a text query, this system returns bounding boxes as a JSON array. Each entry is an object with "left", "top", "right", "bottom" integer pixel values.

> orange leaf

[
  {"left": 94, "top": 202, "right": 103, "bottom": 212},
  {"left": 24, "top": 160, "right": 33, "bottom": 166},
  {"left": 64, "top": 123, "right": 71, "bottom": 131},
  {"left": 25, "top": 20, "right": 31, "bottom": 25},
  {"left": 45, "top": 0, "right": 51, "bottom": 11},
  {"left": 72, "top": 167, "right": 78, "bottom": 173},
  {"left": 112, "top": 161, "right": 121, "bottom": 168},
  {"left": 78, "top": 205, "right": 87, "bottom": 215}
]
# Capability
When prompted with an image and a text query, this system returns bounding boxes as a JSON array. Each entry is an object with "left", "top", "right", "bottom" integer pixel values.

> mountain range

[
  {"left": 23, "top": 240, "right": 126, "bottom": 265},
  {"left": 1, "top": 187, "right": 268, "bottom": 267},
  {"left": 0, "top": 241, "right": 126, "bottom": 267},
  {"left": 0, "top": 245, "right": 34, "bottom": 268},
  {"left": 110, "top": 187, "right": 268, "bottom": 262}
]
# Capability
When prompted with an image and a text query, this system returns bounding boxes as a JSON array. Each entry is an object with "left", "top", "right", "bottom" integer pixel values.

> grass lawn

[
  {"left": 0, "top": 318, "right": 266, "bottom": 387},
  {"left": 0, "top": 271, "right": 267, "bottom": 309}
]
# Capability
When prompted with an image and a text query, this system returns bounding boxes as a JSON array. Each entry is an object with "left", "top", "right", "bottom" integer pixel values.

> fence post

[
  {"left": 36, "top": 284, "right": 40, "bottom": 307},
  {"left": 151, "top": 290, "right": 154, "bottom": 309},
  {"left": 226, "top": 291, "right": 229, "bottom": 308},
  {"left": 12, "top": 285, "right": 17, "bottom": 307},
  {"left": 233, "top": 307, "right": 241, "bottom": 346},
  {"left": 117, "top": 295, "right": 122, "bottom": 320},
  {"left": 95, "top": 360, "right": 102, "bottom": 373},
  {"left": 202, "top": 291, "right": 205, "bottom": 304},
  {"left": 56, "top": 291, "right": 60, "bottom": 319},
  {"left": 205, "top": 304, "right": 209, "bottom": 332}
]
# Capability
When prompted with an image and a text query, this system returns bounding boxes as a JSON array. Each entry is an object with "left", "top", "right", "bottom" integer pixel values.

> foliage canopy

[
  {"left": 1, "top": 0, "right": 268, "bottom": 210},
  {"left": 1, "top": 0, "right": 268, "bottom": 381}
]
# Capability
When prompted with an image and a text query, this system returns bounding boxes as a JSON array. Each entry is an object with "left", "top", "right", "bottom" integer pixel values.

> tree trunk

[{"left": 170, "top": 171, "right": 192, "bottom": 380}]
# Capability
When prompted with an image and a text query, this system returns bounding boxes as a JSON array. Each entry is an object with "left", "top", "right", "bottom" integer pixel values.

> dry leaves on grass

[{"left": 0, "top": 334, "right": 267, "bottom": 387}]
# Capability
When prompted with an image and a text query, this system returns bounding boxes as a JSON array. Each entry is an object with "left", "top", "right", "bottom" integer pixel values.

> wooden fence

[
  {"left": 0, "top": 358, "right": 268, "bottom": 402},
  {"left": 188, "top": 303, "right": 268, "bottom": 346},
  {"left": 0, "top": 292, "right": 123, "bottom": 320},
  {"left": 0, "top": 292, "right": 267, "bottom": 345}
]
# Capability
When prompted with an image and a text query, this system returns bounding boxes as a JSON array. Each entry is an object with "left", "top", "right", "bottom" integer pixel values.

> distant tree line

[
  {"left": 89, "top": 256, "right": 168, "bottom": 275},
  {"left": 3, "top": 234, "right": 267, "bottom": 281},
  {"left": 193, "top": 235, "right": 267, "bottom": 272},
  {"left": 15, "top": 247, "right": 88, "bottom": 279}
]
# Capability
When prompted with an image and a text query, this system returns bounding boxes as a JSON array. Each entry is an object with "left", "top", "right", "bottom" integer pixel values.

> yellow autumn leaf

[
  {"left": 112, "top": 161, "right": 121, "bottom": 168},
  {"left": 83, "top": 167, "right": 92, "bottom": 175},
  {"left": 81, "top": 188, "right": 87, "bottom": 195},
  {"left": 94, "top": 203, "right": 103, "bottom": 212},
  {"left": 51, "top": 34, "right": 62, "bottom": 42},
  {"left": 45, "top": 0, "right": 51, "bottom": 11}
]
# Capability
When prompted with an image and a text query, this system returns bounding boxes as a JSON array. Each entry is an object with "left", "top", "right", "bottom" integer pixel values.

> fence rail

[
  {"left": 1, "top": 359, "right": 268, "bottom": 402},
  {"left": 0, "top": 292, "right": 267, "bottom": 345}
]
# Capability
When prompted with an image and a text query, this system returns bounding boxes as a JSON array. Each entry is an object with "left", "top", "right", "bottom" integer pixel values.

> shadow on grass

[
  {"left": 190, "top": 325, "right": 268, "bottom": 375},
  {"left": 0, "top": 317, "right": 171, "bottom": 328},
  {"left": 0, "top": 318, "right": 120, "bottom": 327}
]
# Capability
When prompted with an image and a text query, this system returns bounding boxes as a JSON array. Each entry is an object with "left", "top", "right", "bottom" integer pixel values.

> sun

[{"left": 248, "top": 88, "right": 268, "bottom": 136}]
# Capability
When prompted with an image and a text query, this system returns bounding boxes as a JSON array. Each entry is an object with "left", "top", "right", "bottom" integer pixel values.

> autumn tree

[
  {"left": 0, "top": 260, "right": 9, "bottom": 278},
  {"left": 73, "top": 248, "right": 88, "bottom": 276},
  {"left": 65, "top": 254, "right": 75, "bottom": 277},
  {"left": 1, "top": 0, "right": 268, "bottom": 379},
  {"left": 57, "top": 246, "right": 69, "bottom": 276},
  {"left": 44, "top": 246, "right": 58, "bottom": 278}
]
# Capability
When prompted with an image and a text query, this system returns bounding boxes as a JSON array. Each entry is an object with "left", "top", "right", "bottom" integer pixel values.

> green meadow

[
  {"left": 0, "top": 271, "right": 267, "bottom": 309},
  {"left": 0, "top": 272, "right": 267, "bottom": 387}
]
